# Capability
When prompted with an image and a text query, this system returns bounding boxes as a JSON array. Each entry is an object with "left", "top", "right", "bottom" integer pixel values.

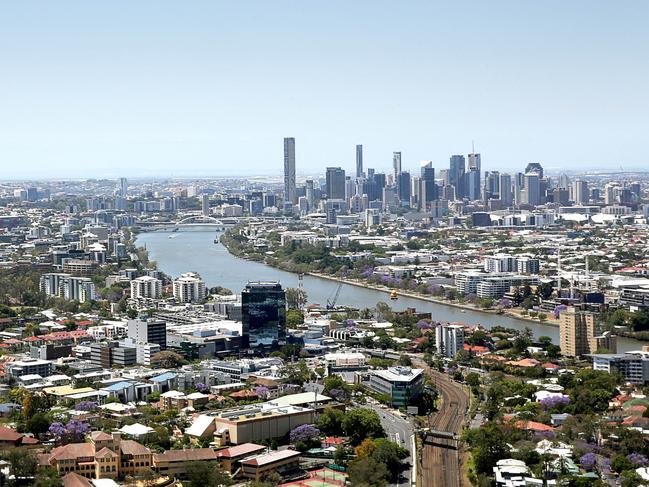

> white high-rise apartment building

[
  {"left": 173, "top": 272, "right": 207, "bottom": 303},
  {"left": 435, "top": 324, "right": 465, "bottom": 358},
  {"left": 130, "top": 276, "right": 162, "bottom": 300}
]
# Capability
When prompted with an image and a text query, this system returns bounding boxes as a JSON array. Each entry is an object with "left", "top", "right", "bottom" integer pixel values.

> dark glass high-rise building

[
  {"left": 241, "top": 282, "right": 286, "bottom": 350},
  {"left": 326, "top": 167, "right": 346, "bottom": 200},
  {"left": 420, "top": 162, "right": 437, "bottom": 205},
  {"left": 397, "top": 171, "right": 411, "bottom": 206},
  {"left": 449, "top": 155, "right": 465, "bottom": 199}
]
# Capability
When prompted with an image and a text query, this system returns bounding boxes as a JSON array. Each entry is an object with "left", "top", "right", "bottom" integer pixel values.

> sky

[{"left": 0, "top": 1, "right": 647, "bottom": 179}]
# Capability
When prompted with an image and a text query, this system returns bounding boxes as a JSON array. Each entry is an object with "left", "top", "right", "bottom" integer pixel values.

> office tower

[
  {"left": 410, "top": 176, "right": 421, "bottom": 208},
  {"left": 559, "top": 173, "right": 570, "bottom": 189},
  {"left": 283, "top": 137, "right": 296, "bottom": 204},
  {"left": 344, "top": 176, "right": 355, "bottom": 202},
  {"left": 560, "top": 307, "right": 616, "bottom": 357},
  {"left": 241, "top": 281, "right": 286, "bottom": 350},
  {"left": 397, "top": 171, "right": 411, "bottom": 206},
  {"left": 486, "top": 171, "right": 500, "bottom": 195},
  {"left": 201, "top": 193, "right": 210, "bottom": 216},
  {"left": 435, "top": 324, "right": 464, "bottom": 358},
  {"left": 499, "top": 173, "right": 513, "bottom": 206},
  {"left": 128, "top": 318, "right": 167, "bottom": 350},
  {"left": 326, "top": 167, "right": 346, "bottom": 200},
  {"left": 393, "top": 152, "right": 402, "bottom": 179},
  {"left": 130, "top": 276, "right": 162, "bottom": 300},
  {"left": 118, "top": 178, "right": 128, "bottom": 197},
  {"left": 573, "top": 179, "right": 589, "bottom": 205},
  {"left": 420, "top": 161, "right": 437, "bottom": 207},
  {"left": 525, "top": 162, "right": 544, "bottom": 179},
  {"left": 523, "top": 173, "right": 540, "bottom": 206},
  {"left": 464, "top": 169, "right": 481, "bottom": 200},
  {"left": 26, "top": 187, "right": 38, "bottom": 202},
  {"left": 449, "top": 155, "right": 466, "bottom": 199},
  {"left": 173, "top": 272, "right": 207, "bottom": 303},
  {"left": 356, "top": 144, "right": 363, "bottom": 178},
  {"left": 468, "top": 152, "right": 481, "bottom": 171},
  {"left": 305, "top": 180, "right": 315, "bottom": 209}
]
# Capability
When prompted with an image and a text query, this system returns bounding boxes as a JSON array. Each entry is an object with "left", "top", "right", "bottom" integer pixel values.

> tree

[
  {"left": 465, "top": 423, "right": 509, "bottom": 475},
  {"left": 398, "top": 355, "right": 412, "bottom": 366},
  {"left": 317, "top": 407, "right": 345, "bottom": 436},
  {"left": 289, "top": 424, "right": 321, "bottom": 451},
  {"left": 26, "top": 412, "right": 51, "bottom": 437},
  {"left": 186, "top": 461, "right": 232, "bottom": 487},
  {"left": 347, "top": 457, "right": 389, "bottom": 487},
  {"left": 3, "top": 449, "right": 37, "bottom": 479},
  {"left": 342, "top": 408, "right": 385, "bottom": 446},
  {"left": 354, "top": 438, "right": 377, "bottom": 459},
  {"left": 371, "top": 438, "right": 409, "bottom": 482},
  {"left": 151, "top": 350, "right": 186, "bottom": 368},
  {"left": 34, "top": 467, "right": 63, "bottom": 487},
  {"left": 286, "top": 309, "right": 304, "bottom": 327},
  {"left": 282, "top": 360, "right": 311, "bottom": 385}
]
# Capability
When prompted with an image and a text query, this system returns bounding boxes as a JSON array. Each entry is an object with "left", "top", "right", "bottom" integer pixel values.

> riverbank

[
  {"left": 306, "top": 271, "right": 560, "bottom": 328},
  {"left": 218, "top": 233, "right": 559, "bottom": 328}
]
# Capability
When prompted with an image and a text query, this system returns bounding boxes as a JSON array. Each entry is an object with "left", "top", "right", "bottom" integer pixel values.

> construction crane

[{"left": 327, "top": 281, "right": 343, "bottom": 309}]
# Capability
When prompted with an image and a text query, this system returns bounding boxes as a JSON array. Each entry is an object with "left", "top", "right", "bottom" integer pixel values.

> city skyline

[{"left": 0, "top": 1, "right": 647, "bottom": 178}]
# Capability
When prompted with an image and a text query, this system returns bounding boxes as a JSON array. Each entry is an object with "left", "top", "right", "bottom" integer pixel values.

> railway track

[{"left": 415, "top": 362, "right": 470, "bottom": 487}]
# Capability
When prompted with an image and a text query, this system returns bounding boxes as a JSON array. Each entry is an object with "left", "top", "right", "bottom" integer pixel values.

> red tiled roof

[
  {"left": 514, "top": 420, "right": 555, "bottom": 432},
  {"left": 63, "top": 473, "right": 93, "bottom": 487},
  {"left": 542, "top": 362, "right": 561, "bottom": 369},
  {"left": 0, "top": 426, "right": 22, "bottom": 442},
  {"left": 216, "top": 443, "right": 266, "bottom": 458},
  {"left": 154, "top": 448, "right": 218, "bottom": 463}
]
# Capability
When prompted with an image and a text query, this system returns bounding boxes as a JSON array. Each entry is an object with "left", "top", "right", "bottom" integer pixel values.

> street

[{"left": 366, "top": 403, "right": 415, "bottom": 487}]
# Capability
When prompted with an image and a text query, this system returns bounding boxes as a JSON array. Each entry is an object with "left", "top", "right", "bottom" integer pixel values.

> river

[{"left": 136, "top": 228, "right": 648, "bottom": 352}]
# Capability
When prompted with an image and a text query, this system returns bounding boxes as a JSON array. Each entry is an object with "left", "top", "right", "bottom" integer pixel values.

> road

[
  {"left": 366, "top": 403, "right": 415, "bottom": 487},
  {"left": 415, "top": 361, "right": 470, "bottom": 487}
]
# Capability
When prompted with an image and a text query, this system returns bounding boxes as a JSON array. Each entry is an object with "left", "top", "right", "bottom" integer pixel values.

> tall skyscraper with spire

[
  {"left": 283, "top": 137, "right": 296, "bottom": 204},
  {"left": 356, "top": 145, "right": 363, "bottom": 178}
]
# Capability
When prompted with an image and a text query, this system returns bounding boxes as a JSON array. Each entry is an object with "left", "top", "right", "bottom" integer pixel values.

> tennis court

[{"left": 280, "top": 467, "right": 347, "bottom": 487}]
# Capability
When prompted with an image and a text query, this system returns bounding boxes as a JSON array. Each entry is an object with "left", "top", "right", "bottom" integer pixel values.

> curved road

[{"left": 416, "top": 362, "right": 470, "bottom": 487}]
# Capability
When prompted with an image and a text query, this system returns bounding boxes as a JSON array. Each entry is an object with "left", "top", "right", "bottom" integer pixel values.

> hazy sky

[{"left": 0, "top": 1, "right": 647, "bottom": 178}]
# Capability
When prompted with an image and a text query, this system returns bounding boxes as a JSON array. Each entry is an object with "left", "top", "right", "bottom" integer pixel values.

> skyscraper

[
  {"left": 420, "top": 161, "right": 437, "bottom": 207},
  {"left": 397, "top": 171, "right": 411, "bottom": 206},
  {"left": 449, "top": 155, "right": 466, "bottom": 199},
  {"left": 523, "top": 173, "right": 540, "bottom": 206},
  {"left": 356, "top": 144, "right": 363, "bottom": 178},
  {"left": 305, "top": 179, "right": 315, "bottom": 209},
  {"left": 573, "top": 179, "right": 589, "bottom": 205},
  {"left": 241, "top": 281, "right": 286, "bottom": 350},
  {"left": 118, "top": 177, "right": 128, "bottom": 197},
  {"left": 201, "top": 193, "right": 210, "bottom": 216},
  {"left": 284, "top": 137, "right": 296, "bottom": 204},
  {"left": 393, "top": 152, "right": 402, "bottom": 179},
  {"left": 499, "top": 173, "right": 513, "bottom": 206},
  {"left": 468, "top": 152, "right": 481, "bottom": 171},
  {"left": 326, "top": 167, "right": 346, "bottom": 200}
]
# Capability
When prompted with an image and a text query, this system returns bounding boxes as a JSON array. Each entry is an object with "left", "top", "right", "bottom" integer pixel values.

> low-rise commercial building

[{"left": 369, "top": 366, "right": 424, "bottom": 407}]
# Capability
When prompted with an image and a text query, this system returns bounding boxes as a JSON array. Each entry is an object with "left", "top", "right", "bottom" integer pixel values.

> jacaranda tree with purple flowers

[
  {"left": 580, "top": 452, "right": 597, "bottom": 471},
  {"left": 48, "top": 420, "right": 91, "bottom": 444},
  {"left": 539, "top": 395, "right": 570, "bottom": 411},
  {"left": 627, "top": 453, "right": 649, "bottom": 467},
  {"left": 289, "top": 424, "right": 321, "bottom": 451},
  {"left": 75, "top": 401, "right": 98, "bottom": 412}
]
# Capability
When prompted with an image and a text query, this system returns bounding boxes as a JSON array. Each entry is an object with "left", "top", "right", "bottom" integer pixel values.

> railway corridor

[{"left": 416, "top": 362, "right": 470, "bottom": 487}]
